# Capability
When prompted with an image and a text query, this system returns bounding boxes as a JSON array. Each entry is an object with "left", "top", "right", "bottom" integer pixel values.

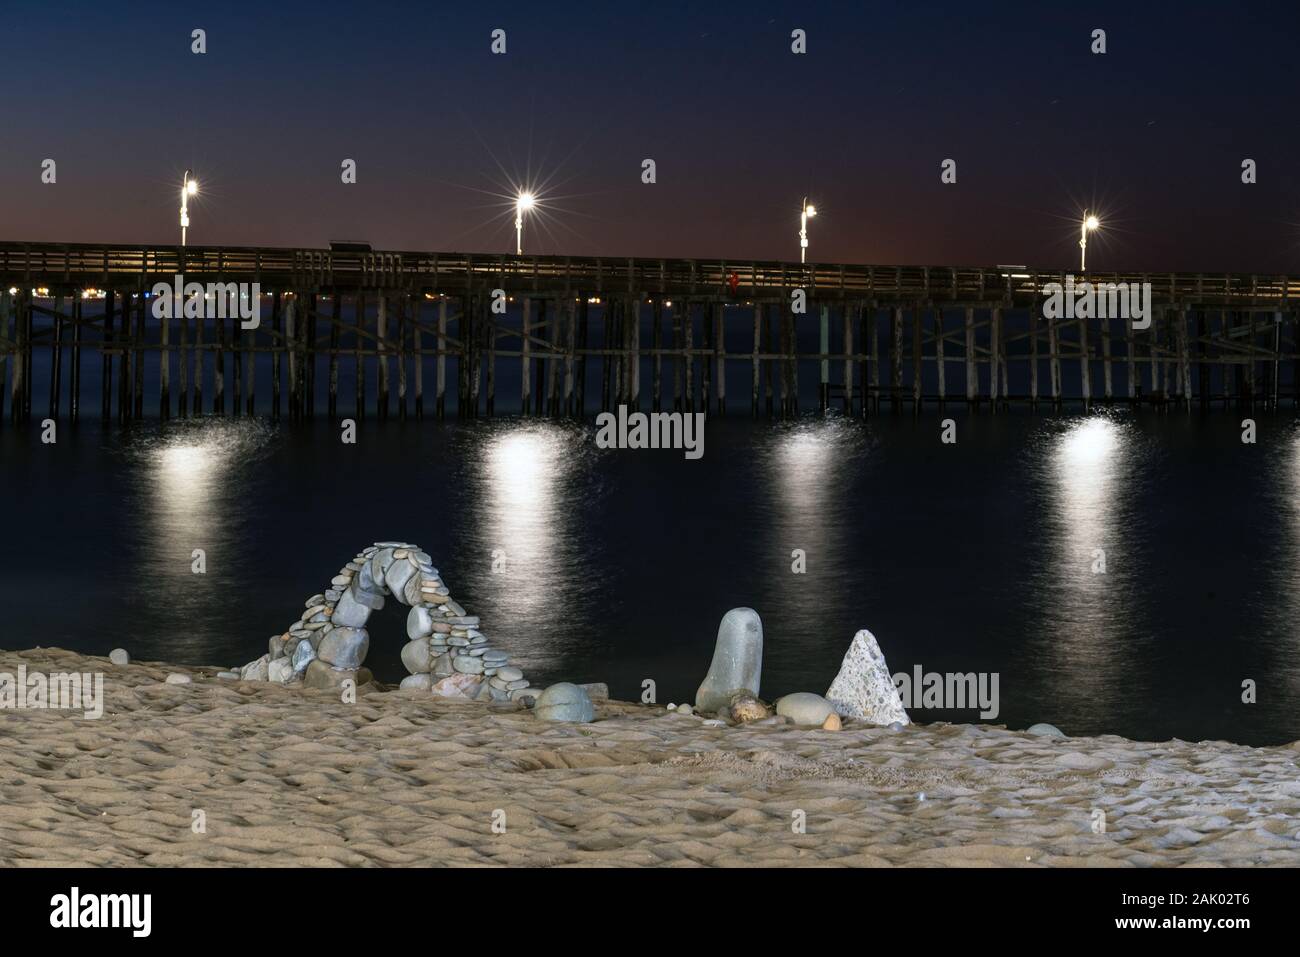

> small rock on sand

[
  {"left": 109, "top": 648, "right": 130, "bottom": 666},
  {"left": 822, "top": 713, "right": 842, "bottom": 731},
  {"left": 728, "top": 692, "right": 772, "bottom": 724},
  {"left": 1027, "top": 723, "right": 1067, "bottom": 738},
  {"left": 240, "top": 655, "right": 270, "bottom": 682},
  {"left": 164, "top": 673, "right": 191, "bottom": 685},
  {"left": 534, "top": 682, "right": 595, "bottom": 723},
  {"left": 775, "top": 692, "right": 836, "bottom": 726}
]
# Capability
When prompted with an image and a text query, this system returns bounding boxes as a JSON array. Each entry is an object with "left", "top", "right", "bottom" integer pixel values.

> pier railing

[{"left": 2, "top": 241, "right": 1297, "bottom": 306}]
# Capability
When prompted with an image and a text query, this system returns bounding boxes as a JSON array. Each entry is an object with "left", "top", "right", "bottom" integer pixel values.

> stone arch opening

[{"left": 263, "top": 542, "right": 530, "bottom": 702}]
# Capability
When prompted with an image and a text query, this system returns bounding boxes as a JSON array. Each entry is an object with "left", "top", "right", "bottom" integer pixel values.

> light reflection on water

[
  {"left": 458, "top": 421, "right": 607, "bottom": 678},
  {"left": 1027, "top": 414, "right": 1149, "bottom": 723}
]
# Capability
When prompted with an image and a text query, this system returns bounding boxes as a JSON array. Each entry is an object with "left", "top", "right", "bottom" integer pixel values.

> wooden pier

[{"left": 2, "top": 241, "right": 1298, "bottom": 425}]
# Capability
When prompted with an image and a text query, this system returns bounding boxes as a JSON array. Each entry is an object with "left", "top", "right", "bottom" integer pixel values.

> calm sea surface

[{"left": 3, "top": 409, "right": 1299, "bottom": 746}]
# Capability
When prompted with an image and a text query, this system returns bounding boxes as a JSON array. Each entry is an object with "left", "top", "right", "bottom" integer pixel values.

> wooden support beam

[
  {"left": 1048, "top": 310, "right": 1061, "bottom": 408},
  {"left": 577, "top": 297, "right": 589, "bottom": 416},
  {"left": 377, "top": 294, "right": 389, "bottom": 420},
  {"left": 102, "top": 290, "right": 117, "bottom": 420},
  {"left": 1178, "top": 309, "right": 1191, "bottom": 411},
  {"left": 270, "top": 292, "right": 281, "bottom": 419},
  {"left": 989, "top": 307, "right": 1000, "bottom": 411},
  {"left": 0, "top": 290, "right": 9, "bottom": 423},
  {"left": 49, "top": 294, "right": 63, "bottom": 420},
  {"left": 213, "top": 297, "right": 225, "bottom": 417},
  {"left": 1101, "top": 313, "right": 1113, "bottom": 402},
  {"left": 71, "top": 297, "right": 82, "bottom": 421},
  {"left": 714, "top": 301, "right": 724, "bottom": 415},
  {"left": 652, "top": 299, "right": 663, "bottom": 413},
  {"left": 700, "top": 300, "right": 710, "bottom": 413},
  {"left": 436, "top": 297, "right": 447, "bottom": 419},
  {"left": 933, "top": 306, "right": 944, "bottom": 406},
  {"left": 522, "top": 297, "right": 532, "bottom": 415},
  {"left": 843, "top": 303, "right": 855, "bottom": 414},
  {"left": 1029, "top": 302, "right": 1039, "bottom": 407},
  {"left": 564, "top": 297, "right": 577, "bottom": 416},
  {"left": 1079, "top": 313, "right": 1091, "bottom": 410},
  {"left": 891, "top": 306, "right": 903, "bottom": 413},
  {"left": 354, "top": 292, "right": 365, "bottom": 420},
  {"left": 964, "top": 306, "right": 976, "bottom": 406},
  {"left": 911, "top": 305, "right": 922, "bottom": 413}
]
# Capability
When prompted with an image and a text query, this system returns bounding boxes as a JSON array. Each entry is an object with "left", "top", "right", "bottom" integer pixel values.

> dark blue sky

[{"left": 2, "top": 0, "right": 1298, "bottom": 271}]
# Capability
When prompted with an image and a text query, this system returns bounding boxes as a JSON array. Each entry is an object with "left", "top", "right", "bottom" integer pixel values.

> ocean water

[{"left": 3, "top": 407, "right": 1299, "bottom": 746}]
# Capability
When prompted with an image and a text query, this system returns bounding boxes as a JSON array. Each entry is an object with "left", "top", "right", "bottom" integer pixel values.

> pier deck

[{"left": 2, "top": 241, "right": 1297, "bottom": 424}]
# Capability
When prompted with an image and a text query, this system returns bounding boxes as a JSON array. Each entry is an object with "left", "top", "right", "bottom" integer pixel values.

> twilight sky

[{"left": 2, "top": 0, "right": 1298, "bottom": 272}]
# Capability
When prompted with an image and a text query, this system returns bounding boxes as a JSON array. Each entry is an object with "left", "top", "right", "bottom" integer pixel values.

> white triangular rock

[{"left": 825, "top": 629, "right": 910, "bottom": 726}]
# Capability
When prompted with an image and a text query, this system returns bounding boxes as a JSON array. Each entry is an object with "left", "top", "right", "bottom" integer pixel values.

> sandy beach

[{"left": 2, "top": 646, "right": 1298, "bottom": 868}]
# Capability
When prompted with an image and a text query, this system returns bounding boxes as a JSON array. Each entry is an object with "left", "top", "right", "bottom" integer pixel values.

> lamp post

[
  {"left": 1079, "top": 213, "right": 1100, "bottom": 272},
  {"left": 180, "top": 170, "right": 198, "bottom": 247},
  {"left": 515, "top": 191, "right": 535, "bottom": 255},
  {"left": 800, "top": 197, "right": 817, "bottom": 264}
]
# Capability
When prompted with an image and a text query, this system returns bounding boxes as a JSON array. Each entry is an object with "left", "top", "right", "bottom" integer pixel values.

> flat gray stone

[
  {"left": 357, "top": 559, "right": 379, "bottom": 594},
  {"left": 534, "top": 682, "right": 595, "bottom": 723},
  {"left": 368, "top": 547, "right": 395, "bottom": 586},
  {"left": 164, "top": 673, "right": 192, "bottom": 685},
  {"left": 406, "top": 605, "right": 434, "bottom": 639},
  {"left": 291, "top": 638, "right": 317, "bottom": 675},
  {"left": 384, "top": 558, "right": 417, "bottom": 599},
  {"left": 401, "top": 637, "right": 434, "bottom": 674},
  {"left": 349, "top": 581, "right": 385, "bottom": 611},
  {"left": 402, "top": 572, "right": 423, "bottom": 606},
  {"left": 268, "top": 657, "right": 295, "bottom": 684},
  {"left": 495, "top": 666, "right": 523, "bottom": 682},
  {"left": 453, "top": 655, "right": 485, "bottom": 674},
  {"left": 694, "top": 607, "right": 763, "bottom": 713},
  {"left": 331, "top": 587, "right": 372, "bottom": 628},
  {"left": 400, "top": 673, "right": 435, "bottom": 691},
  {"left": 303, "top": 659, "right": 357, "bottom": 691},
  {"left": 240, "top": 655, "right": 270, "bottom": 682},
  {"left": 318, "top": 626, "right": 369, "bottom": 669}
]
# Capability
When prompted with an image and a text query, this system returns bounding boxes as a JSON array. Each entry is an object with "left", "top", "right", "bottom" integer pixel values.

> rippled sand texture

[{"left": 2, "top": 648, "right": 1298, "bottom": 867}]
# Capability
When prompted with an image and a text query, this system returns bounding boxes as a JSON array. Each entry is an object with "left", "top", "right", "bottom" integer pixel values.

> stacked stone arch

[{"left": 258, "top": 542, "right": 531, "bottom": 701}]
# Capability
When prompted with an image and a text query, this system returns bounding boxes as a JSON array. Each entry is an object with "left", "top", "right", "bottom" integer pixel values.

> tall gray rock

[
  {"left": 825, "top": 628, "right": 910, "bottom": 726},
  {"left": 694, "top": 607, "right": 763, "bottom": 714}
]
